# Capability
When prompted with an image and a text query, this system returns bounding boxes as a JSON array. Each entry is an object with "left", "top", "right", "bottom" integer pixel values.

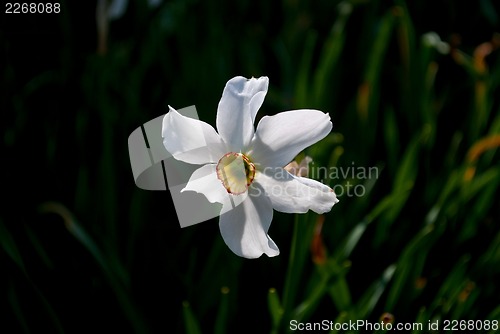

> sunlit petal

[
  {"left": 216, "top": 76, "right": 269, "bottom": 152},
  {"left": 249, "top": 109, "right": 332, "bottom": 168}
]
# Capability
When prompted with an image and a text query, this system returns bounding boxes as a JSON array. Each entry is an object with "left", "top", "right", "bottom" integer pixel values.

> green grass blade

[
  {"left": 0, "top": 219, "right": 26, "bottom": 273},
  {"left": 312, "top": 1, "right": 353, "bottom": 107},
  {"left": 268, "top": 288, "right": 283, "bottom": 333},
  {"left": 183, "top": 301, "right": 202, "bottom": 334},
  {"left": 214, "top": 287, "right": 230, "bottom": 334},
  {"left": 356, "top": 264, "right": 396, "bottom": 319}
]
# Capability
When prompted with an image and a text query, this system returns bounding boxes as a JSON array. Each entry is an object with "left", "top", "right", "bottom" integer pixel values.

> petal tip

[{"left": 265, "top": 249, "right": 280, "bottom": 258}]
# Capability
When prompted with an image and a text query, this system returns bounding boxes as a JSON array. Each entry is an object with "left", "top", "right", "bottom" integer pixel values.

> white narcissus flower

[{"left": 162, "top": 76, "right": 339, "bottom": 258}]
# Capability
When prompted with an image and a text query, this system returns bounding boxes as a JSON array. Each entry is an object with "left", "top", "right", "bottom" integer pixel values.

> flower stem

[{"left": 280, "top": 213, "right": 302, "bottom": 329}]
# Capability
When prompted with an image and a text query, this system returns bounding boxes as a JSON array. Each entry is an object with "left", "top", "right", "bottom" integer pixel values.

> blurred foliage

[{"left": 1, "top": 0, "right": 500, "bottom": 333}]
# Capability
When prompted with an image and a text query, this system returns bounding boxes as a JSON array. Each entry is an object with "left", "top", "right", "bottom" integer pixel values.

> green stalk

[
  {"left": 281, "top": 214, "right": 301, "bottom": 325},
  {"left": 280, "top": 213, "right": 316, "bottom": 332}
]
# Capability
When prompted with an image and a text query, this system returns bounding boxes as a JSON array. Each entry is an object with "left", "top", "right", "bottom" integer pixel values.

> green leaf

[
  {"left": 294, "top": 31, "right": 317, "bottom": 107},
  {"left": 0, "top": 219, "right": 26, "bottom": 273},
  {"left": 183, "top": 301, "right": 202, "bottom": 334},
  {"left": 7, "top": 280, "right": 31, "bottom": 334},
  {"left": 281, "top": 213, "right": 316, "bottom": 324},
  {"left": 356, "top": 264, "right": 396, "bottom": 319},
  {"left": 214, "top": 287, "right": 230, "bottom": 334},
  {"left": 38, "top": 202, "right": 145, "bottom": 333},
  {"left": 385, "top": 224, "right": 439, "bottom": 311},
  {"left": 268, "top": 288, "right": 283, "bottom": 333},
  {"left": 487, "top": 304, "right": 500, "bottom": 321},
  {"left": 328, "top": 273, "right": 352, "bottom": 312},
  {"left": 429, "top": 256, "right": 470, "bottom": 315},
  {"left": 383, "top": 106, "right": 400, "bottom": 175},
  {"left": 373, "top": 135, "right": 420, "bottom": 246},
  {"left": 294, "top": 273, "right": 329, "bottom": 322},
  {"left": 312, "top": 1, "right": 353, "bottom": 107},
  {"left": 337, "top": 222, "right": 367, "bottom": 260}
]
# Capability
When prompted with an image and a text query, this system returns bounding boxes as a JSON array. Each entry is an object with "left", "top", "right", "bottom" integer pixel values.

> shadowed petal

[
  {"left": 216, "top": 76, "right": 269, "bottom": 152},
  {"left": 219, "top": 185, "right": 279, "bottom": 258},
  {"left": 181, "top": 164, "right": 228, "bottom": 204},
  {"left": 162, "top": 106, "right": 227, "bottom": 165},
  {"left": 249, "top": 109, "right": 332, "bottom": 168}
]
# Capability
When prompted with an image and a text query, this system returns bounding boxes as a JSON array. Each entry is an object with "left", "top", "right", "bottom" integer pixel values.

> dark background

[{"left": 2, "top": 0, "right": 500, "bottom": 333}]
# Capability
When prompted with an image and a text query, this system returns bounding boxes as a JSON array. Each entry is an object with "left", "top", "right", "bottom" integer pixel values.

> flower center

[{"left": 216, "top": 152, "right": 256, "bottom": 195}]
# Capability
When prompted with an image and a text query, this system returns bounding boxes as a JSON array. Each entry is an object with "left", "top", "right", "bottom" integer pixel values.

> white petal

[
  {"left": 162, "top": 106, "right": 227, "bottom": 165},
  {"left": 179, "top": 164, "right": 248, "bottom": 222},
  {"left": 249, "top": 110, "right": 332, "bottom": 168},
  {"left": 181, "top": 164, "right": 228, "bottom": 204},
  {"left": 219, "top": 185, "right": 279, "bottom": 258},
  {"left": 216, "top": 76, "right": 269, "bottom": 152},
  {"left": 255, "top": 168, "right": 338, "bottom": 214}
]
